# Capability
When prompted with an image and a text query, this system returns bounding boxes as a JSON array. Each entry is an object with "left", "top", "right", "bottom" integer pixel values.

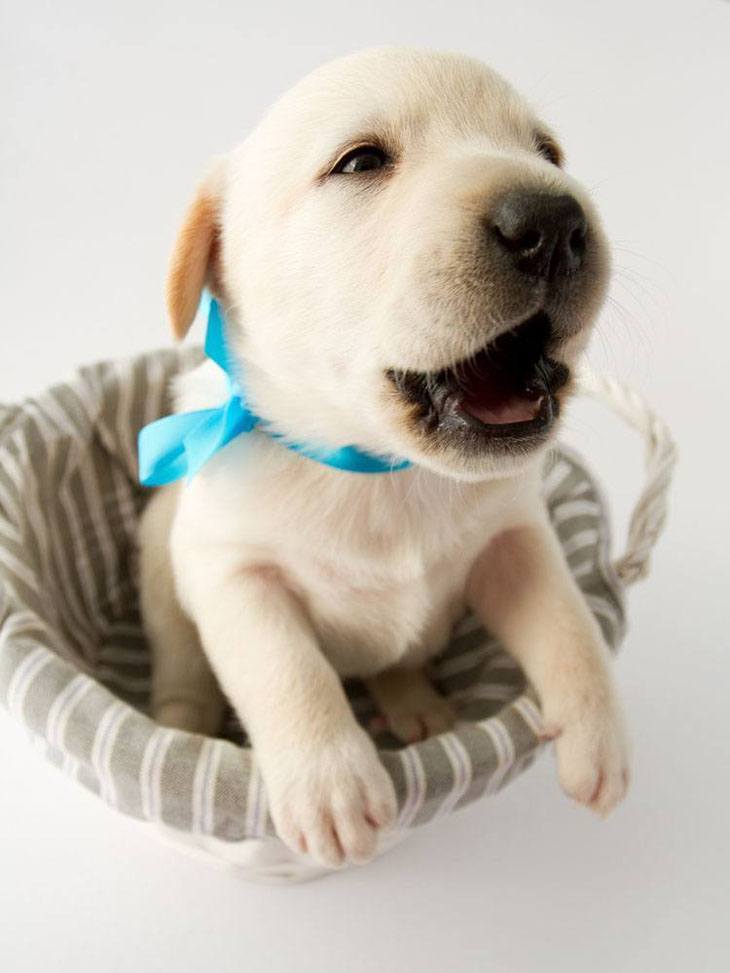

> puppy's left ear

[{"left": 166, "top": 158, "right": 227, "bottom": 341}]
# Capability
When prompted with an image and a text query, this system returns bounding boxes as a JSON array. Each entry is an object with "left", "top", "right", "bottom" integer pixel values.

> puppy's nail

[
  {"left": 588, "top": 770, "right": 604, "bottom": 805},
  {"left": 538, "top": 723, "right": 561, "bottom": 742}
]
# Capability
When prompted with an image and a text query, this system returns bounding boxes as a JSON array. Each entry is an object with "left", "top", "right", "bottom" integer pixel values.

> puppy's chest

[
  {"left": 180, "top": 441, "right": 536, "bottom": 678},
  {"left": 285, "top": 542, "right": 472, "bottom": 677},
  {"left": 272, "top": 492, "right": 493, "bottom": 678}
]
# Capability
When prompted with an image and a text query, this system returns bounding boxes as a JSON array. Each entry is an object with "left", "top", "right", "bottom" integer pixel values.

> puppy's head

[{"left": 169, "top": 48, "right": 609, "bottom": 480}]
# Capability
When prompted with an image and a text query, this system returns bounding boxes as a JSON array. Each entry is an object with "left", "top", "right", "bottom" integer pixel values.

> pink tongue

[{"left": 460, "top": 393, "right": 544, "bottom": 425}]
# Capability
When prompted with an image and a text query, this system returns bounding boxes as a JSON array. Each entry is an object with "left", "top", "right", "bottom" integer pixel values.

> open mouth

[{"left": 387, "top": 312, "right": 570, "bottom": 452}]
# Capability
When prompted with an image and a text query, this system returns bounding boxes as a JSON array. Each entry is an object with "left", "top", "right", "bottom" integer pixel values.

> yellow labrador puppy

[{"left": 139, "top": 47, "right": 628, "bottom": 868}]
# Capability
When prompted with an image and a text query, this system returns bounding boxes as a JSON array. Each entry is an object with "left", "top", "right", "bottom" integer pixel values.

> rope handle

[{"left": 576, "top": 366, "right": 678, "bottom": 587}]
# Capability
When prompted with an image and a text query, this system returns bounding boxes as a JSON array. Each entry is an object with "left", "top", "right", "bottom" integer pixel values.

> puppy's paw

[
  {"left": 367, "top": 668, "right": 456, "bottom": 744},
  {"left": 265, "top": 728, "right": 397, "bottom": 869},
  {"left": 545, "top": 698, "right": 630, "bottom": 817},
  {"left": 373, "top": 688, "right": 456, "bottom": 744}
]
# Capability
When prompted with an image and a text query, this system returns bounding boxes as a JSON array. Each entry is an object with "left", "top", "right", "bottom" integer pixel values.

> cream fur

[{"left": 138, "top": 47, "right": 628, "bottom": 868}]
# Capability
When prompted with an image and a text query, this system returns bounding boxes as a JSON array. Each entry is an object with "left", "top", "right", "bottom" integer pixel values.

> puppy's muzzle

[
  {"left": 385, "top": 188, "right": 601, "bottom": 464},
  {"left": 491, "top": 191, "right": 588, "bottom": 280}
]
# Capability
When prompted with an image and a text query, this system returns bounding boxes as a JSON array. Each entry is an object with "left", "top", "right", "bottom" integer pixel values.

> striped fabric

[{"left": 0, "top": 349, "right": 625, "bottom": 843}]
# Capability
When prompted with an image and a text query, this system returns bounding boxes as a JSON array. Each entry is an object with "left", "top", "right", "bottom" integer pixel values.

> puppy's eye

[
  {"left": 535, "top": 135, "right": 563, "bottom": 167},
  {"left": 332, "top": 145, "right": 389, "bottom": 174}
]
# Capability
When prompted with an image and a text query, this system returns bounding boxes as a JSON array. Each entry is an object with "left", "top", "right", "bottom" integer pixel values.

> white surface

[{"left": 1, "top": 1, "right": 729, "bottom": 970}]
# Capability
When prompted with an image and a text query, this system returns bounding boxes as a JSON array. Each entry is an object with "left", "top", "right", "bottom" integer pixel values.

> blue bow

[{"left": 137, "top": 297, "right": 412, "bottom": 487}]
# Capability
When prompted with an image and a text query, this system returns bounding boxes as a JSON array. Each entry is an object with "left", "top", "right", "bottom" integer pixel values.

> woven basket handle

[{"left": 576, "top": 366, "right": 677, "bottom": 587}]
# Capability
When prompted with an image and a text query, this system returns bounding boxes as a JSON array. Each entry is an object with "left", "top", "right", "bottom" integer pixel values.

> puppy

[{"left": 139, "top": 47, "right": 629, "bottom": 868}]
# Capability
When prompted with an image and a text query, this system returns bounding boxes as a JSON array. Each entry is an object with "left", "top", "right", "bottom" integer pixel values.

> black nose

[{"left": 492, "top": 192, "right": 588, "bottom": 279}]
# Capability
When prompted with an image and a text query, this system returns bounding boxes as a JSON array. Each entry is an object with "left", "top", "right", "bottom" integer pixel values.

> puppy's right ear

[{"left": 166, "top": 160, "right": 226, "bottom": 341}]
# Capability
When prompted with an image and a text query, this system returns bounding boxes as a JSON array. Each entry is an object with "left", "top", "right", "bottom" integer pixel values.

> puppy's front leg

[
  {"left": 467, "top": 520, "right": 629, "bottom": 815},
  {"left": 180, "top": 561, "right": 396, "bottom": 867}
]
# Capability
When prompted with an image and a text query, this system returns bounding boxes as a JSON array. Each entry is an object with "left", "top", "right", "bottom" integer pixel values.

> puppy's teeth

[{"left": 430, "top": 386, "right": 452, "bottom": 411}]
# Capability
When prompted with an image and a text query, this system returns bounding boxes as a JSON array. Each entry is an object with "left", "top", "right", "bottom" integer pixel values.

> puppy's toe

[
  {"left": 422, "top": 697, "right": 458, "bottom": 736},
  {"left": 330, "top": 801, "right": 378, "bottom": 864},
  {"left": 303, "top": 814, "right": 345, "bottom": 869},
  {"left": 387, "top": 711, "right": 428, "bottom": 744},
  {"left": 557, "top": 744, "right": 601, "bottom": 806},
  {"left": 589, "top": 755, "right": 630, "bottom": 817},
  {"left": 364, "top": 785, "right": 398, "bottom": 830}
]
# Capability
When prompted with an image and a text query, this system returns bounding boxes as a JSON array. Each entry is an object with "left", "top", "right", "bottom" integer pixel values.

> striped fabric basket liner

[{"left": 0, "top": 347, "right": 675, "bottom": 882}]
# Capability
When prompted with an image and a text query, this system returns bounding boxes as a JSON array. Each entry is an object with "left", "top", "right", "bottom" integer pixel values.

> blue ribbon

[{"left": 138, "top": 297, "right": 412, "bottom": 487}]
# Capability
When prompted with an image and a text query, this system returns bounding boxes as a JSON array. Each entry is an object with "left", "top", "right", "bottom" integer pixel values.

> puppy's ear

[{"left": 166, "top": 160, "right": 226, "bottom": 340}]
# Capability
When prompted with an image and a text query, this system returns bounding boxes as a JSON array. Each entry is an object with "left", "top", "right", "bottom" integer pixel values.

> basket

[{"left": 0, "top": 348, "right": 675, "bottom": 882}]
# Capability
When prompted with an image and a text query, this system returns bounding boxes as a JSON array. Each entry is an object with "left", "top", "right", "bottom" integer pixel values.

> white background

[{"left": 1, "top": 1, "right": 729, "bottom": 970}]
